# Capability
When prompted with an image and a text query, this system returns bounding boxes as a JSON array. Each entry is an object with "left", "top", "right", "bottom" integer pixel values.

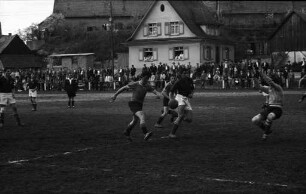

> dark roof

[
  {"left": 268, "top": 10, "right": 306, "bottom": 40},
  {"left": 127, "top": 0, "right": 233, "bottom": 44},
  {"left": 0, "top": 35, "right": 16, "bottom": 53},
  {"left": 53, "top": 0, "right": 152, "bottom": 18},
  {"left": 0, "top": 54, "right": 43, "bottom": 69}
]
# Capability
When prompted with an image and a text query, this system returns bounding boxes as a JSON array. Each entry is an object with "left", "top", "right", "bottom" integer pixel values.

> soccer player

[
  {"left": 110, "top": 71, "right": 161, "bottom": 142},
  {"left": 163, "top": 70, "right": 195, "bottom": 138},
  {"left": 298, "top": 92, "right": 306, "bottom": 103},
  {"left": 64, "top": 73, "right": 78, "bottom": 108},
  {"left": 251, "top": 67, "right": 284, "bottom": 140},
  {"left": 27, "top": 74, "right": 39, "bottom": 111},
  {"left": 0, "top": 69, "right": 23, "bottom": 128},
  {"left": 154, "top": 74, "right": 178, "bottom": 128}
]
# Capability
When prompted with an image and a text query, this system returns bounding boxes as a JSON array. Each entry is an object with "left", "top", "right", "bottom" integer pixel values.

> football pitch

[{"left": 0, "top": 90, "right": 306, "bottom": 194}]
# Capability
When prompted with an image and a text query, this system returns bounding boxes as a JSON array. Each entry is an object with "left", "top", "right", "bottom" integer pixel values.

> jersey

[
  {"left": 127, "top": 81, "right": 153, "bottom": 104},
  {"left": 0, "top": 76, "right": 15, "bottom": 93},
  {"left": 28, "top": 79, "right": 39, "bottom": 90},
  {"left": 162, "top": 81, "right": 174, "bottom": 96},
  {"left": 259, "top": 74, "right": 284, "bottom": 107}
]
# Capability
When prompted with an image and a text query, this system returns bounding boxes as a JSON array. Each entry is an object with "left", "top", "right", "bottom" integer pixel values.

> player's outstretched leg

[
  {"left": 168, "top": 109, "right": 178, "bottom": 123},
  {"left": 261, "top": 113, "right": 276, "bottom": 140},
  {"left": 124, "top": 115, "right": 138, "bottom": 142},
  {"left": 155, "top": 107, "right": 168, "bottom": 128},
  {"left": 135, "top": 111, "right": 153, "bottom": 141},
  {"left": 298, "top": 93, "right": 306, "bottom": 103},
  {"left": 0, "top": 107, "right": 4, "bottom": 128}
]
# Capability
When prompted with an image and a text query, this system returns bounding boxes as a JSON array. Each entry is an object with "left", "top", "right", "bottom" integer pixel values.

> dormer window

[
  {"left": 165, "top": 21, "right": 184, "bottom": 35},
  {"left": 148, "top": 23, "right": 158, "bottom": 36},
  {"left": 143, "top": 23, "right": 161, "bottom": 37}
]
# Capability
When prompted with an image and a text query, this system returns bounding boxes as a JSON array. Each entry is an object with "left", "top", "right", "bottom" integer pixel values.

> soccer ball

[{"left": 168, "top": 99, "right": 178, "bottom": 109}]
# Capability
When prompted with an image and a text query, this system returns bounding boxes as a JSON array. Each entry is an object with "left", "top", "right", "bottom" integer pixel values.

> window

[
  {"left": 139, "top": 48, "right": 158, "bottom": 61},
  {"left": 170, "top": 22, "right": 180, "bottom": 35},
  {"left": 165, "top": 21, "right": 184, "bottom": 35},
  {"left": 148, "top": 23, "right": 158, "bottom": 36},
  {"left": 87, "top": 26, "right": 98, "bottom": 32},
  {"left": 169, "top": 46, "right": 189, "bottom": 60},
  {"left": 144, "top": 23, "right": 161, "bottom": 37},
  {"left": 160, "top": 4, "right": 165, "bottom": 12},
  {"left": 174, "top": 47, "right": 184, "bottom": 60},
  {"left": 205, "top": 46, "right": 212, "bottom": 60}
]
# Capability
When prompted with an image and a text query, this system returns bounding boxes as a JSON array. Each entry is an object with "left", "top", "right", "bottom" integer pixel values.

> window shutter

[
  {"left": 179, "top": 21, "right": 184, "bottom": 34},
  {"left": 139, "top": 49, "right": 144, "bottom": 61},
  {"left": 153, "top": 48, "right": 158, "bottom": 61},
  {"left": 165, "top": 22, "right": 170, "bottom": 35},
  {"left": 184, "top": 47, "right": 189, "bottom": 59},
  {"left": 143, "top": 24, "right": 148, "bottom": 37},
  {"left": 169, "top": 48, "right": 174, "bottom": 60},
  {"left": 157, "top": 23, "right": 161, "bottom": 36}
]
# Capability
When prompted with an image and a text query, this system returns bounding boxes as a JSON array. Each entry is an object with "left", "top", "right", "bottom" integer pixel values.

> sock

[
  {"left": 156, "top": 116, "right": 164, "bottom": 124},
  {"left": 0, "top": 113, "right": 4, "bottom": 125},
  {"left": 264, "top": 120, "right": 272, "bottom": 132},
  {"left": 140, "top": 123, "right": 148, "bottom": 134},
  {"left": 14, "top": 114, "right": 21, "bottom": 125},
  {"left": 171, "top": 124, "right": 179, "bottom": 135},
  {"left": 68, "top": 100, "right": 71, "bottom": 107},
  {"left": 34, "top": 103, "right": 37, "bottom": 110}
]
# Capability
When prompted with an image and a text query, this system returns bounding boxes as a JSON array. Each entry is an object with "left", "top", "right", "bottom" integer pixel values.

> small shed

[
  {"left": 48, "top": 53, "right": 95, "bottom": 70},
  {"left": 0, "top": 34, "right": 43, "bottom": 69}
]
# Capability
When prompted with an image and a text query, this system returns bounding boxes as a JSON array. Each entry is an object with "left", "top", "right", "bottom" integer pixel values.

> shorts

[
  {"left": 67, "top": 92, "right": 76, "bottom": 98},
  {"left": 128, "top": 101, "right": 143, "bottom": 114},
  {"left": 29, "top": 89, "right": 37, "bottom": 98},
  {"left": 0, "top": 93, "right": 16, "bottom": 106},
  {"left": 163, "top": 97, "right": 170, "bottom": 107},
  {"left": 260, "top": 106, "right": 282, "bottom": 120},
  {"left": 175, "top": 94, "right": 192, "bottom": 111}
]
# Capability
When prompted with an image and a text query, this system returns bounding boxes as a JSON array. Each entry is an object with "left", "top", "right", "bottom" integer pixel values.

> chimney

[{"left": 0, "top": 22, "right": 2, "bottom": 36}]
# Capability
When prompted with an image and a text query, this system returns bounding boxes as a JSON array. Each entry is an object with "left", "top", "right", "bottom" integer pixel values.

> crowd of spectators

[{"left": 5, "top": 57, "right": 306, "bottom": 93}]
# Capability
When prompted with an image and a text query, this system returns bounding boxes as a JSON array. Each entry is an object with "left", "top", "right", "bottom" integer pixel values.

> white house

[{"left": 125, "top": 0, "right": 235, "bottom": 72}]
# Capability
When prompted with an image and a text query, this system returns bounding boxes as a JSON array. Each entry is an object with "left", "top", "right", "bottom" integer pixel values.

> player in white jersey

[
  {"left": 154, "top": 75, "right": 178, "bottom": 128},
  {"left": 252, "top": 66, "right": 284, "bottom": 140}
]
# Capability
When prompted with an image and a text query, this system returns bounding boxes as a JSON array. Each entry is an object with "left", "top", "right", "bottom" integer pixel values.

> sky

[{"left": 0, "top": 0, "right": 54, "bottom": 35}]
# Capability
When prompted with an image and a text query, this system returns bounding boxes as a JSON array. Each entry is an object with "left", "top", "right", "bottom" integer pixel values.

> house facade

[{"left": 125, "top": 0, "right": 234, "bottom": 71}]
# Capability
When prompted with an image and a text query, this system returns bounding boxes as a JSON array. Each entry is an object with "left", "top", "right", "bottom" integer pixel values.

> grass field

[{"left": 0, "top": 90, "right": 306, "bottom": 194}]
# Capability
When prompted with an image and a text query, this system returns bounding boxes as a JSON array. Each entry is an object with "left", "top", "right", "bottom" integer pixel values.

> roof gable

[
  {"left": 268, "top": 10, "right": 306, "bottom": 40},
  {"left": 127, "top": 0, "right": 223, "bottom": 42},
  {"left": 0, "top": 35, "right": 31, "bottom": 54}
]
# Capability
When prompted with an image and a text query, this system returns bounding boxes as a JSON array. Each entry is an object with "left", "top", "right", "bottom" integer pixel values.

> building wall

[{"left": 129, "top": 42, "right": 200, "bottom": 71}]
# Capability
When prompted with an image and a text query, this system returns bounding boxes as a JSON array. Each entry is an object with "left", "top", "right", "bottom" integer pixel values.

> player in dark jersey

[
  {"left": 154, "top": 74, "right": 178, "bottom": 128},
  {"left": 27, "top": 74, "right": 39, "bottom": 111},
  {"left": 110, "top": 71, "right": 161, "bottom": 142},
  {"left": 0, "top": 69, "right": 23, "bottom": 128},
  {"left": 64, "top": 73, "right": 78, "bottom": 108},
  {"left": 162, "top": 70, "right": 194, "bottom": 138}
]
